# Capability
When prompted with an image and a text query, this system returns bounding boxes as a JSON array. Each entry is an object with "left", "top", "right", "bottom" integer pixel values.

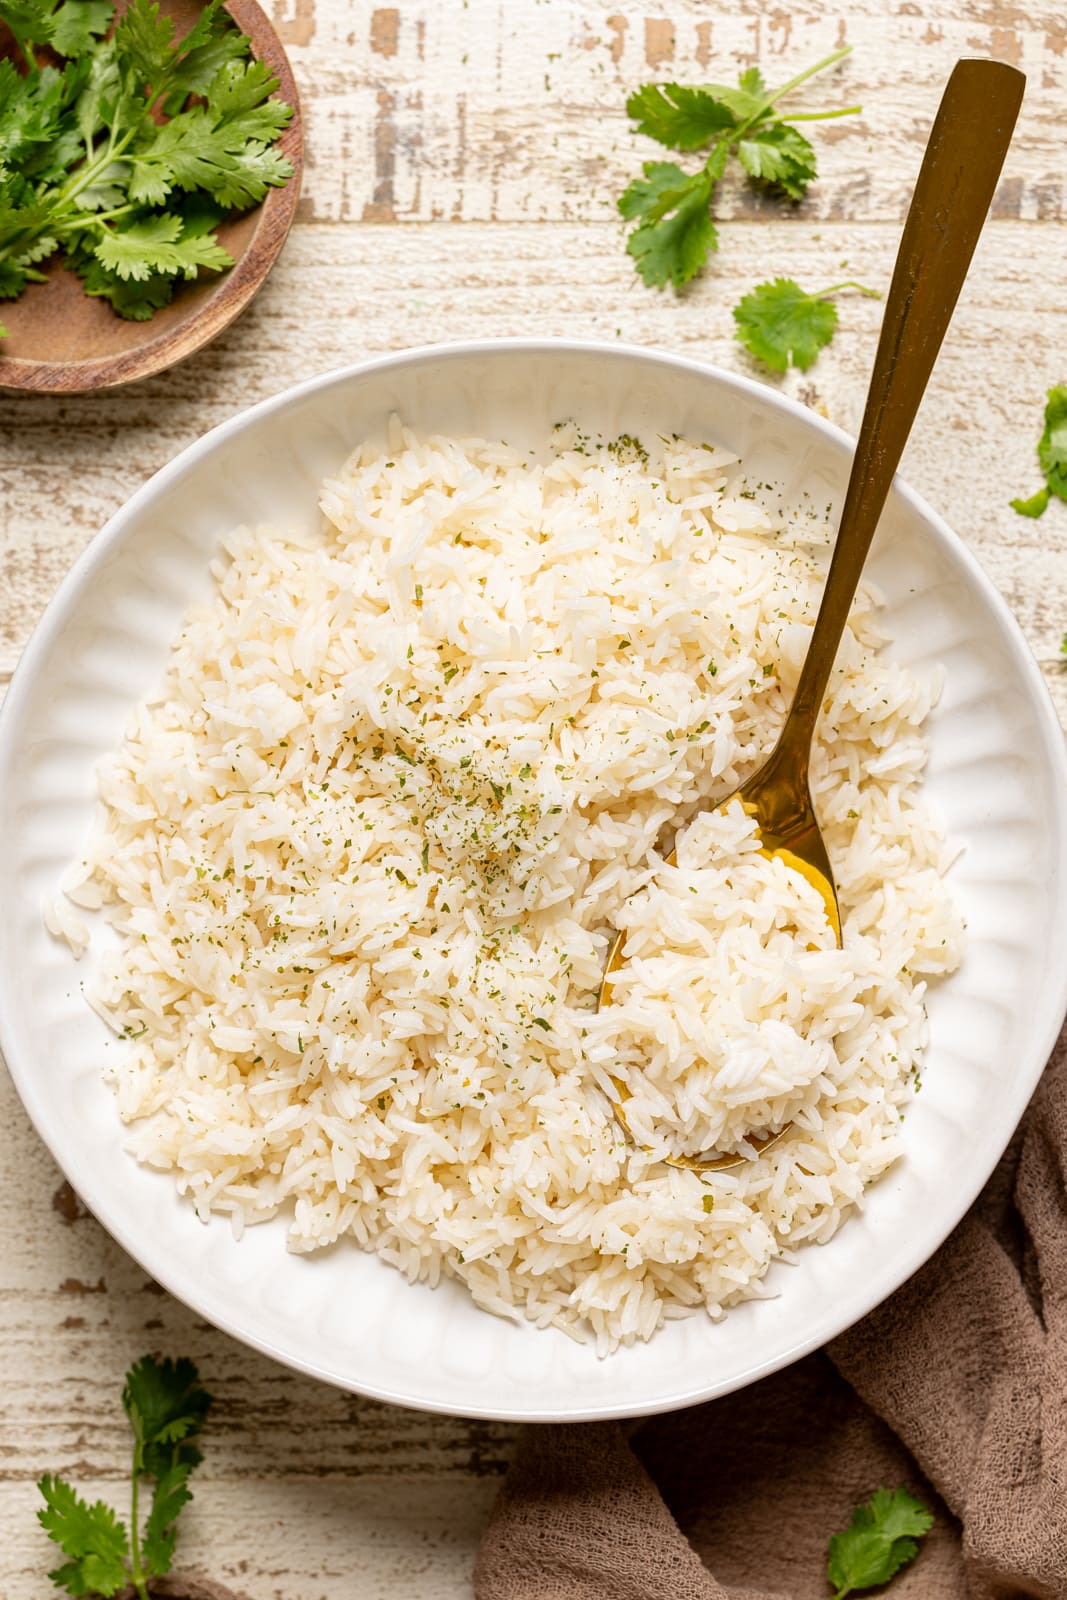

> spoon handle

[{"left": 778, "top": 57, "right": 1024, "bottom": 758}]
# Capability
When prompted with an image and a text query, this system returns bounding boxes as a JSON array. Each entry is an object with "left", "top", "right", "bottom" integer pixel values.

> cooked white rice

[{"left": 62, "top": 419, "right": 964, "bottom": 1352}]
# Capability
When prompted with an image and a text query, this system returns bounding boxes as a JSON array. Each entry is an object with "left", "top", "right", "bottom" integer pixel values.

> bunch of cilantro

[
  {"left": 0, "top": 0, "right": 294, "bottom": 335},
  {"left": 618, "top": 45, "right": 878, "bottom": 372},
  {"left": 38, "top": 1355, "right": 211, "bottom": 1599}
]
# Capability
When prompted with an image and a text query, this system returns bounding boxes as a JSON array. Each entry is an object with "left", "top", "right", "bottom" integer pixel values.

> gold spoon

[{"left": 597, "top": 56, "right": 1025, "bottom": 1172}]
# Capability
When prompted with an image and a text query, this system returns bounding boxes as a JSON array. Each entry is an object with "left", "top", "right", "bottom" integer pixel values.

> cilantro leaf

[
  {"left": 141, "top": 1461, "right": 194, "bottom": 1578},
  {"left": 625, "top": 168, "right": 715, "bottom": 289},
  {"left": 14, "top": 226, "right": 56, "bottom": 260},
  {"left": 626, "top": 82, "right": 738, "bottom": 150},
  {"left": 208, "top": 56, "right": 291, "bottom": 139},
  {"left": 1010, "top": 486, "right": 1050, "bottom": 518},
  {"left": 207, "top": 138, "right": 292, "bottom": 209},
  {"left": 733, "top": 277, "right": 838, "bottom": 371},
  {"left": 72, "top": 156, "right": 130, "bottom": 211},
  {"left": 37, "top": 1474, "right": 130, "bottom": 1598},
  {"left": 736, "top": 121, "right": 817, "bottom": 199},
  {"left": 618, "top": 158, "right": 698, "bottom": 224},
  {"left": 69, "top": 235, "right": 175, "bottom": 317},
  {"left": 112, "top": 0, "right": 176, "bottom": 92},
  {"left": 1012, "top": 385, "right": 1067, "bottom": 516},
  {"left": 0, "top": 258, "right": 28, "bottom": 296},
  {"left": 177, "top": 191, "right": 227, "bottom": 238},
  {"left": 127, "top": 109, "right": 293, "bottom": 207},
  {"left": 1037, "top": 384, "right": 1067, "bottom": 502},
  {"left": 0, "top": 170, "right": 56, "bottom": 268},
  {"left": 863, "top": 1487, "right": 935, "bottom": 1543},
  {"left": 93, "top": 210, "right": 233, "bottom": 279},
  {"left": 0, "top": 56, "right": 66, "bottom": 168},
  {"left": 127, "top": 60, "right": 293, "bottom": 209},
  {"left": 174, "top": 0, "right": 230, "bottom": 58},
  {"left": 122, "top": 1354, "right": 212, "bottom": 1475},
  {"left": 0, "top": 0, "right": 57, "bottom": 51},
  {"left": 690, "top": 76, "right": 767, "bottom": 122},
  {"left": 51, "top": 0, "right": 113, "bottom": 57},
  {"left": 111, "top": 0, "right": 230, "bottom": 103},
  {"left": 161, "top": 18, "right": 248, "bottom": 113},
  {"left": 73, "top": 37, "right": 119, "bottom": 147},
  {"left": 5, "top": 55, "right": 91, "bottom": 182},
  {"left": 83, "top": 265, "right": 175, "bottom": 319},
  {"left": 826, "top": 1487, "right": 933, "bottom": 1599}
]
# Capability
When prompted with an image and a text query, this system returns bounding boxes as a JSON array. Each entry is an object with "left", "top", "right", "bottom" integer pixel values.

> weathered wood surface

[{"left": 2, "top": 3, "right": 1065, "bottom": 1597}]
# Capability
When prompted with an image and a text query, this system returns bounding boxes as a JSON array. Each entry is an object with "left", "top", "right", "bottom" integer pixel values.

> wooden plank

[
  {"left": 1, "top": 1477, "right": 501, "bottom": 1600},
  {"left": 262, "top": 0, "right": 1067, "bottom": 225}
]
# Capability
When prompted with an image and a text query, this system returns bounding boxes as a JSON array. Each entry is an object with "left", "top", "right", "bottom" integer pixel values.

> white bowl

[{"left": 3, "top": 341, "right": 1066, "bottom": 1421}]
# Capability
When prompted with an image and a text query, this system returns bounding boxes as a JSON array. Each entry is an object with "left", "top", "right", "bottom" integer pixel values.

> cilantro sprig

[
  {"left": 0, "top": 0, "right": 294, "bottom": 336},
  {"left": 1010, "top": 384, "right": 1067, "bottom": 518},
  {"left": 734, "top": 276, "right": 880, "bottom": 372},
  {"left": 37, "top": 1354, "right": 212, "bottom": 1599},
  {"left": 826, "top": 1487, "right": 934, "bottom": 1598},
  {"left": 618, "top": 47, "right": 859, "bottom": 292}
]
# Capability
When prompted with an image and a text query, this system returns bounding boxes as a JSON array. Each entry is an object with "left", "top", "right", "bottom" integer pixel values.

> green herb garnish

[
  {"left": 1011, "top": 385, "right": 1067, "bottom": 518},
  {"left": 0, "top": 0, "right": 294, "bottom": 335},
  {"left": 618, "top": 48, "right": 858, "bottom": 293},
  {"left": 37, "top": 1354, "right": 211, "bottom": 1599},
  {"left": 826, "top": 1487, "right": 933, "bottom": 1598},
  {"left": 733, "top": 277, "right": 880, "bottom": 372}
]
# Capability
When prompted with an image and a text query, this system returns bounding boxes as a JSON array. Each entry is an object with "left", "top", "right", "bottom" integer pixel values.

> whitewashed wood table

[{"left": 2, "top": 2, "right": 1065, "bottom": 1595}]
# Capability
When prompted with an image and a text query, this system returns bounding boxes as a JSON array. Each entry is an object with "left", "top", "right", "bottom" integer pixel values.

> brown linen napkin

[{"left": 475, "top": 1028, "right": 1067, "bottom": 1600}]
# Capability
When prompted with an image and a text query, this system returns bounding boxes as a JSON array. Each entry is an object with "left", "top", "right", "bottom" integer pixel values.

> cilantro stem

[
  {"left": 736, "top": 46, "right": 853, "bottom": 150},
  {"left": 760, "top": 44, "right": 853, "bottom": 113},
  {"left": 54, "top": 125, "right": 139, "bottom": 209},
  {"left": 699, "top": 45, "right": 854, "bottom": 192},
  {"left": 785, "top": 105, "right": 862, "bottom": 121},
  {"left": 59, "top": 204, "right": 139, "bottom": 231},
  {"left": 811, "top": 281, "right": 881, "bottom": 298},
  {"left": 129, "top": 1445, "right": 150, "bottom": 1600},
  {"left": 17, "top": 37, "right": 39, "bottom": 74}
]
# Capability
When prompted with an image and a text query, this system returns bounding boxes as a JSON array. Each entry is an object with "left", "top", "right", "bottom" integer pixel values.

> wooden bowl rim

[{"left": 0, "top": 0, "right": 303, "bottom": 395}]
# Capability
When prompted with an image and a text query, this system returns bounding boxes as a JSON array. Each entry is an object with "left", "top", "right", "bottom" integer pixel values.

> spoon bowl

[{"left": 597, "top": 779, "right": 842, "bottom": 1173}]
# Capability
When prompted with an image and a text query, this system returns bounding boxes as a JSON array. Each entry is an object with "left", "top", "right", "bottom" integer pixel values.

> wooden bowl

[{"left": 0, "top": 0, "right": 302, "bottom": 394}]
